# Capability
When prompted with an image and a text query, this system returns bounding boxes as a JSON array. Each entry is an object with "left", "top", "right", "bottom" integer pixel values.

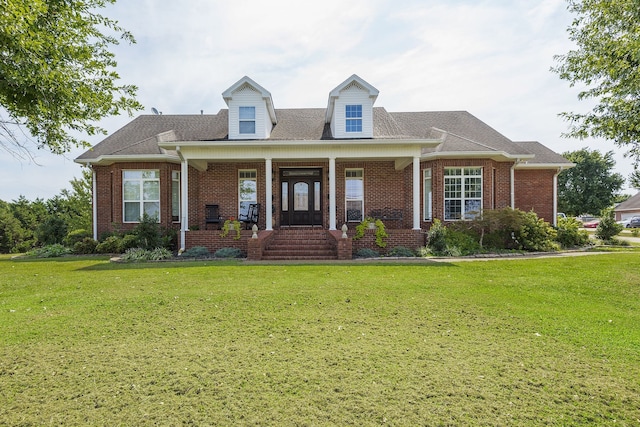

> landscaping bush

[
  {"left": 26, "top": 244, "right": 72, "bottom": 258},
  {"left": 444, "top": 229, "right": 482, "bottom": 256},
  {"left": 180, "top": 246, "right": 211, "bottom": 258},
  {"left": 354, "top": 248, "right": 380, "bottom": 258},
  {"left": 120, "top": 247, "right": 173, "bottom": 262},
  {"left": 63, "top": 229, "right": 92, "bottom": 247},
  {"left": 386, "top": 246, "right": 415, "bottom": 257},
  {"left": 555, "top": 217, "right": 590, "bottom": 248},
  {"left": 426, "top": 219, "right": 448, "bottom": 255},
  {"left": 95, "top": 236, "right": 122, "bottom": 254},
  {"left": 213, "top": 247, "right": 244, "bottom": 258},
  {"left": 73, "top": 237, "right": 98, "bottom": 254},
  {"left": 515, "top": 211, "right": 558, "bottom": 252},
  {"left": 595, "top": 208, "right": 623, "bottom": 242},
  {"left": 133, "top": 214, "right": 163, "bottom": 250}
]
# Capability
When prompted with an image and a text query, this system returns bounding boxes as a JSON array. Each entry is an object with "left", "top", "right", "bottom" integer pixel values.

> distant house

[
  {"left": 75, "top": 74, "right": 573, "bottom": 259},
  {"left": 615, "top": 192, "right": 640, "bottom": 221}
]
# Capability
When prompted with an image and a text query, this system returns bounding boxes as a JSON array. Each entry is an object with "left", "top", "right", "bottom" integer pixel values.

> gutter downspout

[
  {"left": 510, "top": 159, "right": 521, "bottom": 209},
  {"left": 176, "top": 146, "right": 188, "bottom": 254},
  {"left": 553, "top": 169, "right": 559, "bottom": 226},
  {"left": 90, "top": 164, "right": 98, "bottom": 241}
]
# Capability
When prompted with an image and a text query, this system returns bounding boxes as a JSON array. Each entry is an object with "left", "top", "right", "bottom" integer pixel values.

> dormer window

[
  {"left": 239, "top": 106, "right": 256, "bottom": 134},
  {"left": 345, "top": 104, "right": 362, "bottom": 133}
]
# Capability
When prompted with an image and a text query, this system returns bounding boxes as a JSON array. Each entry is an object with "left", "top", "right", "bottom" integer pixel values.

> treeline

[{"left": 0, "top": 169, "right": 92, "bottom": 253}]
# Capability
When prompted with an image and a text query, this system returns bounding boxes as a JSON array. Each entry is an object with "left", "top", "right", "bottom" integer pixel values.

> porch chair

[
  {"left": 239, "top": 203, "right": 260, "bottom": 229},
  {"left": 205, "top": 204, "right": 222, "bottom": 229}
]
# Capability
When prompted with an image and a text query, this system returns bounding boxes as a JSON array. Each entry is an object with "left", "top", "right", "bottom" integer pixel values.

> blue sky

[{"left": 0, "top": 0, "right": 635, "bottom": 201}]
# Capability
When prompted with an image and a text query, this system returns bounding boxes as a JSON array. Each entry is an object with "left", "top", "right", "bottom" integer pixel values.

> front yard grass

[{"left": 1, "top": 252, "right": 639, "bottom": 425}]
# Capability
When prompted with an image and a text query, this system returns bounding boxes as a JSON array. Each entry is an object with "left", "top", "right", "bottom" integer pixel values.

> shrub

[
  {"left": 95, "top": 236, "right": 122, "bottom": 254},
  {"left": 595, "top": 208, "right": 623, "bottom": 242},
  {"left": 445, "top": 229, "right": 481, "bottom": 256},
  {"left": 387, "top": 246, "right": 415, "bottom": 257},
  {"left": 181, "top": 246, "right": 211, "bottom": 258},
  {"left": 73, "top": 237, "right": 98, "bottom": 254},
  {"left": 354, "top": 248, "right": 379, "bottom": 258},
  {"left": 133, "top": 214, "right": 163, "bottom": 250},
  {"left": 213, "top": 247, "right": 243, "bottom": 258},
  {"left": 119, "top": 234, "right": 139, "bottom": 252},
  {"left": 120, "top": 247, "right": 173, "bottom": 262},
  {"left": 555, "top": 217, "right": 590, "bottom": 248},
  {"left": 26, "top": 244, "right": 72, "bottom": 258},
  {"left": 426, "top": 219, "right": 448, "bottom": 255},
  {"left": 64, "top": 229, "right": 92, "bottom": 247},
  {"left": 515, "top": 211, "right": 558, "bottom": 252}
]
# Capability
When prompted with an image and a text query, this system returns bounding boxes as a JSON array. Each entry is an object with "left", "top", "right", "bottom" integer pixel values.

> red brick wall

[
  {"left": 514, "top": 169, "right": 556, "bottom": 222},
  {"left": 93, "top": 159, "right": 558, "bottom": 252}
]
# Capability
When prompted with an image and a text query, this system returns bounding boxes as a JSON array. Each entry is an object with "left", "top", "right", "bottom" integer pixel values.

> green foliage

[
  {"left": 35, "top": 215, "right": 67, "bottom": 246},
  {"left": 46, "top": 168, "right": 93, "bottom": 232},
  {"left": 354, "top": 248, "right": 379, "bottom": 259},
  {"left": 73, "top": 237, "right": 98, "bottom": 255},
  {"left": 26, "top": 244, "right": 72, "bottom": 258},
  {"left": 120, "top": 247, "right": 173, "bottom": 262},
  {"left": 517, "top": 211, "right": 559, "bottom": 252},
  {"left": 63, "top": 229, "right": 92, "bottom": 247},
  {"left": 95, "top": 236, "right": 121, "bottom": 254},
  {"left": 0, "top": 201, "right": 23, "bottom": 253},
  {"left": 0, "top": 0, "right": 142, "bottom": 155},
  {"left": 180, "top": 246, "right": 211, "bottom": 258},
  {"left": 558, "top": 149, "right": 625, "bottom": 216},
  {"left": 220, "top": 219, "right": 241, "bottom": 240},
  {"left": 354, "top": 217, "right": 388, "bottom": 248},
  {"left": 555, "top": 217, "right": 590, "bottom": 248},
  {"left": 386, "top": 246, "right": 415, "bottom": 257},
  {"left": 553, "top": 0, "right": 640, "bottom": 164},
  {"left": 426, "top": 219, "right": 448, "bottom": 255},
  {"left": 134, "top": 214, "right": 163, "bottom": 250},
  {"left": 595, "top": 208, "right": 623, "bottom": 242},
  {"left": 213, "top": 247, "right": 244, "bottom": 258}
]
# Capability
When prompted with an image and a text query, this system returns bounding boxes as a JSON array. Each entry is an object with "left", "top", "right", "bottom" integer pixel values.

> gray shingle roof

[
  {"left": 76, "top": 107, "right": 570, "bottom": 166},
  {"left": 615, "top": 191, "right": 640, "bottom": 211},
  {"left": 512, "top": 141, "right": 574, "bottom": 166}
]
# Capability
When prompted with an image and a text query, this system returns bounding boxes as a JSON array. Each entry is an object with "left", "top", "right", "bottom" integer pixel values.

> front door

[{"left": 280, "top": 169, "right": 323, "bottom": 226}]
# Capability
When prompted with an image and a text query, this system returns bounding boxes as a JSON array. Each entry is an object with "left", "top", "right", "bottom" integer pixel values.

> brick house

[{"left": 75, "top": 74, "right": 573, "bottom": 260}]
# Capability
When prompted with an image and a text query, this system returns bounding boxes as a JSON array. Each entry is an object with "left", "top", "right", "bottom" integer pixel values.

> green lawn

[{"left": 1, "top": 253, "right": 639, "bottom": 426}]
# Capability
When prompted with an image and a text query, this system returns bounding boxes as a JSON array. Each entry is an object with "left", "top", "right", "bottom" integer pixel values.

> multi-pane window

[
  {"left": 171, "top": 171, "right": 180, "bottom": 222},
  {"left": 423, "top": 168, "right": 432, "bottom": 221},
  {"left": 239, "top": 106, "right": 256, "bottom": 134},
  {"left": 444, "top": 167, "right": 482, "bottom": 220},
  {"left": 345, "top": 169, "right": 364, "bottom": 222},
  {"left": 239, "top": 170, "right": 257, "bottom": 217},
  {"left": 345, "top": 104, "right": 362, "bottom": 133},
  {"left": 123, "top": 170, "right": 160, "bottom": 222}
]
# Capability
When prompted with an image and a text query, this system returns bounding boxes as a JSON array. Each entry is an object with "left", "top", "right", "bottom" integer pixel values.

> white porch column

[
  {"left": 180, "top": 158, "right": 189, "bottom": 251},
  {"left": 329, "top": 157, "right": 337, "bottom": 230},
  {"left": 553, "top": 169, "right": 559, "bottom": 226},
  {"left": 413, "top": 156, "right": 421, "bottom": 230},
  {"left": 265, "top": 158, "right": 273, "bottom": 231}
]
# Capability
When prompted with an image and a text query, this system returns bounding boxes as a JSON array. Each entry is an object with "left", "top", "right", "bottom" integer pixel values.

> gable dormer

[
  {"left": 222, "top": 76, "right": 277, "bottom": 140},
  {"left": 325, "top": 74, "right": 379, "bottom": 139}
]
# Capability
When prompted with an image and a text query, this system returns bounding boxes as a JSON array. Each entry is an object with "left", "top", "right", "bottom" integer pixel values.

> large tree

[
  {"left": 0, "top": 0, "right": 142, "bottom": 157},
  {"left": 558, "top": 148, "right": 624, "bottom": 216},
  {"left": 552, "top": 0, "right": 640, "bottom": 166}
]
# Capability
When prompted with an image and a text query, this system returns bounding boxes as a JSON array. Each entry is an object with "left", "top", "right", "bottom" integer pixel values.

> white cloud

[{"left": 0, "top": 0, "right": 635, "bottom": 201}]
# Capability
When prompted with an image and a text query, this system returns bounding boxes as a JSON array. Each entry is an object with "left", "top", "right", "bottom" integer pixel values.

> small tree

[{"left": 595, "top": 208, "right": 623, "bottom": 242}]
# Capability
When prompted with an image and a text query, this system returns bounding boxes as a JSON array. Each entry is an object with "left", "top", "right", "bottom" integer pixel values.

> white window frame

[
  {"left": 122, "top": 170, "right": 160, "bottom": 223},
  {"left": 239, "top": 169, "right": 257, "bottom": 218},
  {"left": 423, "top": 168, "right": 432, "bottom": 221},
  {"left": 444, "top": 167, "right": 482, "bottom": 220},
  {"left": 345, "top": 168, "right": 364, "bottom": 222},
  {"left": 239, "top": 106, "right": 256, "bottom": 134},
  {"left": 345, "top": 104, "right": 362, "bottom": 133},
  {"left": 171, "top": 171, "right": 180, "bottom": 222}
]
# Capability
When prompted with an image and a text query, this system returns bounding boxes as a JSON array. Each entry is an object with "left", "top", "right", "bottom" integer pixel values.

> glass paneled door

[{"left": 280, "top": 169, "right": 323, "bottom": 226}]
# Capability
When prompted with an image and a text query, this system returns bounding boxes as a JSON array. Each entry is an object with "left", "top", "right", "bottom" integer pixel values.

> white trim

[
  {"left": 329, "top": 158, "right": 336, "bottom": 230},
  {"left": 91, "top": 167, "right": 97, "bottom": 240},
  {"left": 413, "top": 156, "right": 421, "bottom": 230},
  {"left": 265, "top": 158, "right": 273, "bottom": 231}
]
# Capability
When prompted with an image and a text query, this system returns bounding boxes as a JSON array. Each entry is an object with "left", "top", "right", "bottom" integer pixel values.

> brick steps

[{"left": 261, "top": 229, "right": 337, "bottom": 260}]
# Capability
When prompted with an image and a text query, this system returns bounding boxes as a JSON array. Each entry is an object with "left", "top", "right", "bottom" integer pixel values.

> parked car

[
  {"left": 628, "top": 217, "right": 640, "bottom": 228},
  {"left": 583, "top": 220, "right": 600, "bottom": 228},
  {"left": 617, "top": 218, "right": 631, "bottom": 227}
]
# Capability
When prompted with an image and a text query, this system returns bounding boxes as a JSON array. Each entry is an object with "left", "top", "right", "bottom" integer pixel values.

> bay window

[{"left": 123, "top": 170, "right": 160, "bottom": 222}]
